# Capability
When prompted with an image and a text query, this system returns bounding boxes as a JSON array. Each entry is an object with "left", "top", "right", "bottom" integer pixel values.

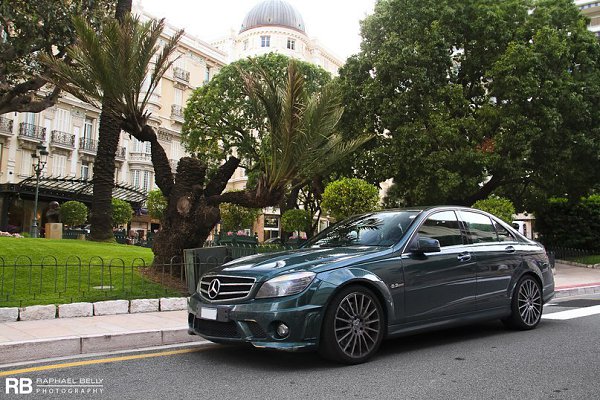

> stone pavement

[{"left": 1, "top": 263, "right": 599, "bottom": 366}]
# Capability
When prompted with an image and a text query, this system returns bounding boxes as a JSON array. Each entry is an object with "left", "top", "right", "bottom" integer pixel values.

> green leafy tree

[
  {"left": 111, "top": 198, "right": 133, "bottom": 227},
  {"left": 339, "top": 0, "right": 600, "bottom": 206},
  {"left": 219, "top": 203, "right": 260, "bottom": 232},
  {"left": 321, "top": 178, "right": 380, "bottom": 221},
  {"left": 281, "top": 209, "right": 312, "bottom": 234},
  {"left": 183, "top": 53, "right": 332, "bottom": 170},
  {"left": 472, "top": 196, "right": 516, "bottom": 223},
  {"left": 147, "top": 189, "right": 168, "bottom": 220},
  {"left": 0, "top": 0, "right": 113, "bottom": 114},
  {"left": 60, "top": 201, "right": 88, "bottom": 226}
]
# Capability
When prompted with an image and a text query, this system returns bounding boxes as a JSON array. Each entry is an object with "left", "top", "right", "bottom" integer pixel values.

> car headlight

[{"left": 255, "top": 271, "right": 316, "bottom": 299}]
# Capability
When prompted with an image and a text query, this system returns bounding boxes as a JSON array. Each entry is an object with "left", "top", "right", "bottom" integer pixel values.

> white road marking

[{"left": 542, "top": 305, "right": 600, "bottom": 320}]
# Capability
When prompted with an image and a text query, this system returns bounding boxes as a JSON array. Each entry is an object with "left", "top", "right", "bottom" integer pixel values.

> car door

[
  {"left": 402, "top": 210, "right": 477, "bottom": 322},
  {"left": 458, "top": 211, "right": 522, "bottom": 311}
]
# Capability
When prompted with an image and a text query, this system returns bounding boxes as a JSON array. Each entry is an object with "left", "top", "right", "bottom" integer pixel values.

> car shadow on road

[{"left": 191, "top": 319, "right": 548, "bottom": 369}]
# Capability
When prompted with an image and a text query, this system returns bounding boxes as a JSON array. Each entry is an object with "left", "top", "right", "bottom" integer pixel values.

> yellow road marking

[{"left": 0, "top": 346, "right": 211, "bottom": 377}]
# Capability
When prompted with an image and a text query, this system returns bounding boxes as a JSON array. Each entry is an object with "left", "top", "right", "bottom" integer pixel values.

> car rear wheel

[
  {"left": 503, "top": 275, "right": 543, "bottom": 330},
  {"left": 319, "top": 285, "right": 384, "bottom": 364}
]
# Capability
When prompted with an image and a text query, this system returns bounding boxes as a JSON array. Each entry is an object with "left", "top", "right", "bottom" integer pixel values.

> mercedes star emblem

[{"left": 207, "top": 278, "right": 221, "bottom": 299}]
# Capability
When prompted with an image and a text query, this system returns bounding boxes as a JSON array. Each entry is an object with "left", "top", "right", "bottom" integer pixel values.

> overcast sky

[{"left": 139, "top": 0, "right": 377, "bottom": 61}]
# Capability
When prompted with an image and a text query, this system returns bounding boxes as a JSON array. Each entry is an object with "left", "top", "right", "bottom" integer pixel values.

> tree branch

[{"left": 203, "top": 157, "right": 241, "bottom": 197}]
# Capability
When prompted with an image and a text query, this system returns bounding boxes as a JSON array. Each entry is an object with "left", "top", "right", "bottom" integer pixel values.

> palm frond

[{"left": 41, "top": 14, "right": 183, "bottom": 132}]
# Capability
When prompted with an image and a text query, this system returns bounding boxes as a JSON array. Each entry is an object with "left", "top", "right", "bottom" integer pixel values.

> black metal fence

[
  {"left": 547, "top": 247, "right": 599, "bottom": 266},
  {"left": 0, "top": 256, "right": 185, "bottom": 307},
  {"left": 0, "top": 243, "right": 296, "bottom": 307}
]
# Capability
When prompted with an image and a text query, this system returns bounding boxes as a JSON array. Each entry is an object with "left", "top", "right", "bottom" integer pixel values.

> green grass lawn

[
  {"left": 568, "top": 254, "right": 600, "bottom": 265},
  {"left": 0, "top": 238, "right": 184, "bottom": 307}
]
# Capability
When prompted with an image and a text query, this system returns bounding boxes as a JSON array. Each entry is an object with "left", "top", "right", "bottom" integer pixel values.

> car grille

[
  {"left": 199, "top": 275, "right": 256, "bottom": 301},
  {"left": 189, "top": 313, "right": 240, "bottom": 338},
  {"left": 245, "top": 321, "right": 267, "bottom": 339}
]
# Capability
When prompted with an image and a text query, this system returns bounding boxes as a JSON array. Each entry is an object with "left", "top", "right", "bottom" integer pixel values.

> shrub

[
  {"left": 536, "top": 195, "right": 600, "bottom": 251},
  {"left": 472, "top": 195, "right": 515, "bottom": 223},
  {"left": 281, "top": 209, "right": 311, "bottom": 233},
  {"left": 60, "top": 201, "right": 88, "bottom": 226},
  {"left": 147, "top": 189, "right": 167, "bottom": 220},
  {"left": 219, "top": 203, "right": 260, "bottom": 232},
  {"left": 112, "top": 198, "right": 133, "bottom": 226},
  {"left": 321, "top": 178, "right": 379, "bottom": 221}
]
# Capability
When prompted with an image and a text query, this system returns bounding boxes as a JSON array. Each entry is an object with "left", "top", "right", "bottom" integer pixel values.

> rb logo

[{"left": 5, "top": 378, "right": 33, "bottom": 394}]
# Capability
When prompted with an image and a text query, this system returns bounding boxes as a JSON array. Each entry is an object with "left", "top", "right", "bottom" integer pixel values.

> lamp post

[{"left": 30, "top": 144, "right": 48, "bottom": 238}]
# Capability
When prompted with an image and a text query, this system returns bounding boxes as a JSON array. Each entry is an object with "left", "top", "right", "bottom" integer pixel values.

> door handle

[
  {"left": 457, "top": 252, "right": 471, "bottom": 262},
  {"left": 505, "top": 246, "right": 516, "bottom": 253}
]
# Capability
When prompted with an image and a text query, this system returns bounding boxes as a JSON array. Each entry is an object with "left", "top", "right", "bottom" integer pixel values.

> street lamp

[{"left": 30, "top": 143, "right": 48, "bottom": 238}]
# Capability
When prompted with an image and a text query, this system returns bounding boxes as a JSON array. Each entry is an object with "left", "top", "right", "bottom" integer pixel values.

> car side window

[
  {"left": 417, "top": 211, "right": 463, "bottom": 247},
  {"left": 493, "top": 220, "right": 515, "bottom": 242},
  {"left": 460, "top": 211, "right": 497, "bottom": 243}
]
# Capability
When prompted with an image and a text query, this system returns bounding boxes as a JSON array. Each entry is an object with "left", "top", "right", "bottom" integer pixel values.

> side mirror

[{"left": 410, "top": 236, "right": 441, "bottom": 254}]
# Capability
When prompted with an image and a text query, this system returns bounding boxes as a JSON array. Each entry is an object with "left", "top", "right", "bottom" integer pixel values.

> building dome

[{"left": 240, "top": 0, "right": 306, "bottom": 34}]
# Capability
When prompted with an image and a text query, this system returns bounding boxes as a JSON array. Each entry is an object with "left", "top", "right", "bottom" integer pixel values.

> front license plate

[{"left": 200, "top": 307, "right": 217, "bottom": 320}]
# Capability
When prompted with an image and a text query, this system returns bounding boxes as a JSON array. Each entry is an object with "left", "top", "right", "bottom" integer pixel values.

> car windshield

[{"left": 306, "top": 211, "right": 421, "bottom": 248}]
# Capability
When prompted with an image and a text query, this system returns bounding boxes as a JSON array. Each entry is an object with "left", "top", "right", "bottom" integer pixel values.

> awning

[{"left": 0, "top": 176, "right": 148, "bottom": 206}]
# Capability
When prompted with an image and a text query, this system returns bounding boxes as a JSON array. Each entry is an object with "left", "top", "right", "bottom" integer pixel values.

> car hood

[{"left": 210, "top": 246, "right": 388, "bottom": 280}]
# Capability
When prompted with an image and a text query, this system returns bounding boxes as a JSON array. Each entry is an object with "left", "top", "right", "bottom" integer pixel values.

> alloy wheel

[
  {"left": 334, "top": 292, "right": 381, "bottom": 359},
  {"left": 517, "top": 278, "right": 542, "bottom": 326}
]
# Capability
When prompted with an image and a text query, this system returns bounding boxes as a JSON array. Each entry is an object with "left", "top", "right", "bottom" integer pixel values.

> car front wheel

[{"left": 319, "top": 285, "right": 384, "bottom": 364}]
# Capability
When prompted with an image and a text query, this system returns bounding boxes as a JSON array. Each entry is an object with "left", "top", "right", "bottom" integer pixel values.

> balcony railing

[
  {"left": 171, "top": 104, "right": 184, "bottom": 119},
  {"left": 116, "top": 146, "right": 126, "bottom": 159},
  {"left": 173, "top": 67, "right": 190, "bottom": 83},
  {"left": 0, "top": 116, "right": 13, "bottom": 135},
  {"left": 79, "top": 137, "right": 98, "bottom": 153},
  {"left": 19, "top": 123, "right": 46, "bottom": 141},
  {"left": 129, "top": 152, "right": 152, "bottom": 163},
  {"left": 158, "top": 128, "right": 173, "bottom": 142},
  {"left": 50, "top": 130, "right": 75, "bottom": 148}
]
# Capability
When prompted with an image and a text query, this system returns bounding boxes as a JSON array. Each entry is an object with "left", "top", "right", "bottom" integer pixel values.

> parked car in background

[{"left": 188, "top": 206, "right": 554, "bottom": 364}]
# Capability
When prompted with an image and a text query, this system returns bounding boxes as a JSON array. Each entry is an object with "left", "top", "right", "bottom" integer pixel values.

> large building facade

[{"left": 0, "top": 8, "right": 226, "bottom": 235}]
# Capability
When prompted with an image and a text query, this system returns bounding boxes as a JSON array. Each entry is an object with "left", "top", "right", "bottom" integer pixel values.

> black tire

[
  {"left": 502, "top": 275, "right": 543, "bottom": 330},
  {"left": 318, "top": 285, "right": 384, "bottom": 364}
]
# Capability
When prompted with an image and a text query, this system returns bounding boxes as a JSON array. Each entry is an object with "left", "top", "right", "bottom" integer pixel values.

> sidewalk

[
  {"left": 1, "top": 263, "right": 599, "bottom": 366},
  {"left": 0, "top": 310, "right": 206, "bottom": 366}
]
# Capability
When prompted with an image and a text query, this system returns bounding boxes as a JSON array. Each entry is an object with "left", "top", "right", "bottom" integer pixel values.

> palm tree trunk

[
  {"left": 89, "top": 0, "right": 132, "bottom": 241},
  {"left": 89, "top": 110, "right": 120, "bottom": 241}
]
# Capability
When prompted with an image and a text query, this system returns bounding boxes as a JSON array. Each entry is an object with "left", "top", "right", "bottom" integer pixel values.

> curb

[
  {"left": 0, "top": 327, "right": 206, "bottom": 365},
  {"left": 554, "top": 284, "right": 600, "bottom": 299}
]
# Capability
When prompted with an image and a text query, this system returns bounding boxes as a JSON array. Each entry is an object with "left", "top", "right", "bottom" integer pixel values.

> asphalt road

[{"left": 2, "top": 294, "right": 599, "bottom": 400}]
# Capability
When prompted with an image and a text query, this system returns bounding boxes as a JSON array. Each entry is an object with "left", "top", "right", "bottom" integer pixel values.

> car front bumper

[{"left": 187, "top": 292, "right": 324, "bottom": 351}]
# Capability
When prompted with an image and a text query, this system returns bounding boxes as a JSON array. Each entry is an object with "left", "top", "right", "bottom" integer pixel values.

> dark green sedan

[{"left": 188, "top": 206, "right": 554, "bottom": 364}]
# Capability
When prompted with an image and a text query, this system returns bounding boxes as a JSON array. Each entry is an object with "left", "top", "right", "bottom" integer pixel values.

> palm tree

[
  {"left": 42, "top": 15, "right": 182, "bottom": 241},
  {"left": 44, "top": 28, "right": 369, "bottom": 263}
]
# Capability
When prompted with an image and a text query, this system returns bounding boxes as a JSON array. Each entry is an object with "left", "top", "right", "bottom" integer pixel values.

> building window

[
  {"left": 52, "top": 155, "right": 67, "bottom": 177},
  {"left": 81, "top": 162, "right": 90, "bottom": 180},
  {"left": 174, "top": 87, "right": 183, "bottom": 106},
  {"left": 131, "top": 169, "right": 152, "bottom": 191},
  {"left": 204, "top": 66, "right": 211, "bottom": 83},
  {"left": 55, "top": 108, "right": 71, "bottom": 133},
  {"left": 83, "top": 117, "right": 94, "bottom": 140},
  {"left": 243, "top": 39, "right": 248, "bottom": 50},
  {"left": 287, "top": 38, "right": 295, "bottom": 50},
  {"left": 20, "top": 150, "right": 32, "bottom": 176},
  {"left": 260, "top": 35, "right": 270, "bottom": 47}
]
